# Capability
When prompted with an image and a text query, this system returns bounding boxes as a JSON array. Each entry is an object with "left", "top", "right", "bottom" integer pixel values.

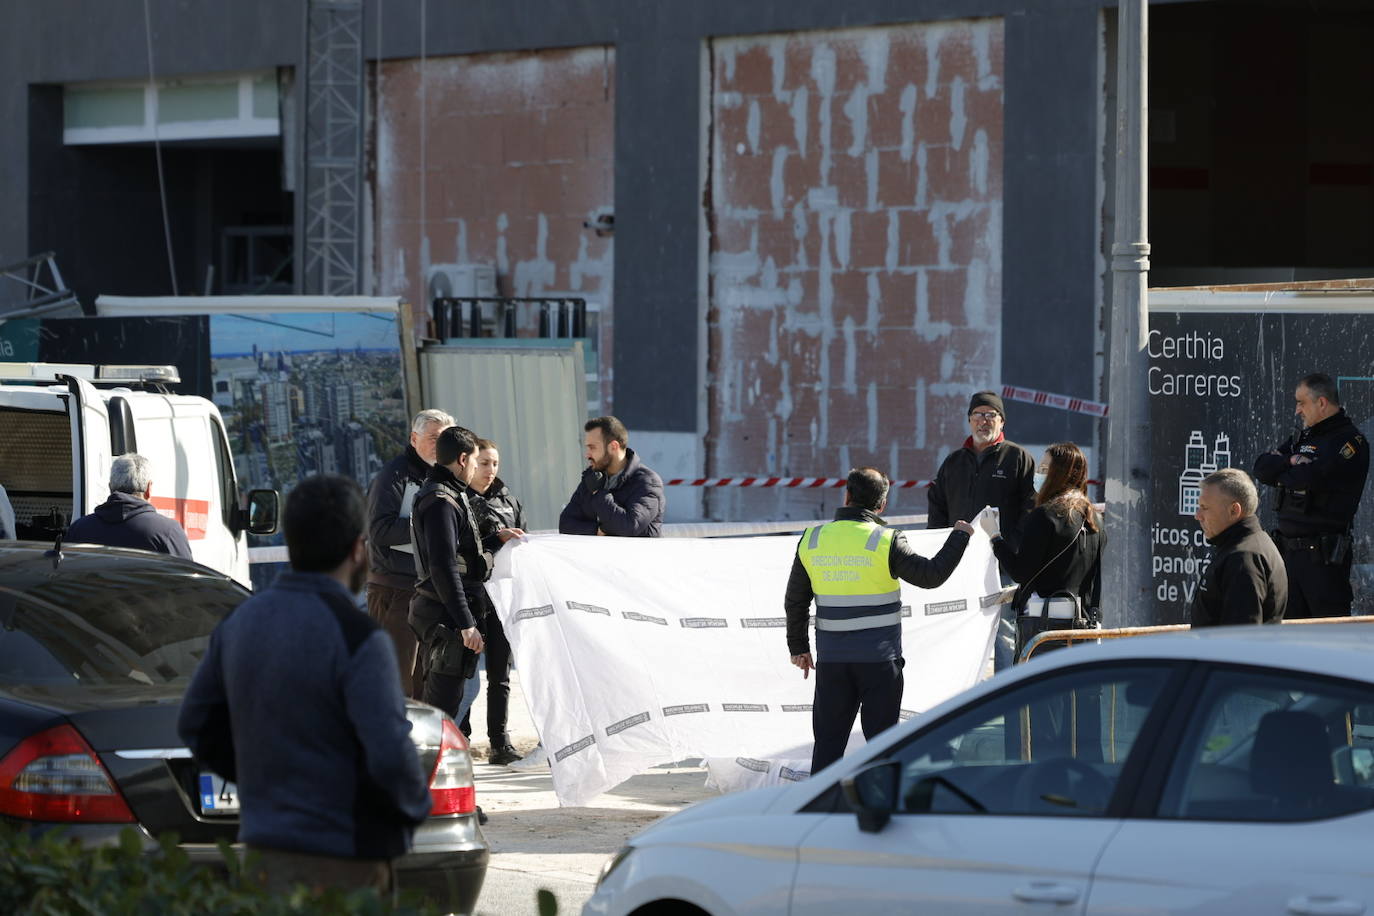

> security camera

[{"left": 583, "top": 209, "right": 614, "bottom": 237}]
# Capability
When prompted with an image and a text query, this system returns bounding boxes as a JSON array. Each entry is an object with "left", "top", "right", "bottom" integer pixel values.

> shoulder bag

[{"left": 1015, "top": 523, "right": 1091, "bottom": 656}]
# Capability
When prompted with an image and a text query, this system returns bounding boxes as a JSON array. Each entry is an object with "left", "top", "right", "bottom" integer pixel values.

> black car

[{"left": 0, "top": 543, "right": 488, "bottom": 913}]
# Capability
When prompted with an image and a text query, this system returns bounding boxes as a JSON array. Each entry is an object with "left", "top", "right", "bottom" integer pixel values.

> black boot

[{"left": 489, "top": 743, "right": 523, "bottom": 766}]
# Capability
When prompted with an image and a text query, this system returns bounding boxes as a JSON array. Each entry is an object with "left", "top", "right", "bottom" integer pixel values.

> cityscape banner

[
  {"left": 208, "top": 311, "right": 407, "bottom": 588},
  {"left": 1146, "top": 308, "right": 1374, "bottom": 622},
  {"left": 1, "top": 309, "right": 407, "bottom": 588},
  {"left": 488, "top": 531, "right": 1001, "bottom": 806}
]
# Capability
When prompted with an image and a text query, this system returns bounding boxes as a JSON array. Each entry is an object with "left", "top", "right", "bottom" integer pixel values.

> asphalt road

[{"left": 465, "top": 668, "right": 715, "bottom": 916}]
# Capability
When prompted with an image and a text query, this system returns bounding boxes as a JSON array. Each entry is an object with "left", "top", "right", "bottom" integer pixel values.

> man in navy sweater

[
  {"left": 179, "top": 474, "right": 432, "bottom": 894},
  {"left": 66, "top": 453, "right": 192, "bottom": 558}
]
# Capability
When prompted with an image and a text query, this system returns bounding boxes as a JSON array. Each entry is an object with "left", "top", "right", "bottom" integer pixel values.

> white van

[{"left": 0, "top": 363, "right": 278, "bottom": 586}]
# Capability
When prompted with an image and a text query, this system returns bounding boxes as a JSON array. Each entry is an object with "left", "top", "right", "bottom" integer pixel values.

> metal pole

[{"left": 1104, "top": 0, "right": 1152, "bottom": 627}]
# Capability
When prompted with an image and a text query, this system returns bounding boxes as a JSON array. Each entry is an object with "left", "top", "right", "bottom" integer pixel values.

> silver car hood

[{"left": 630, "top": 784, "right": 790, "bottom": 841}]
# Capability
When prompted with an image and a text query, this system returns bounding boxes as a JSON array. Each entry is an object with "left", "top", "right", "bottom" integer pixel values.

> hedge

[{"left": 0, "top": 825, "right": 441, "bottom": 915}]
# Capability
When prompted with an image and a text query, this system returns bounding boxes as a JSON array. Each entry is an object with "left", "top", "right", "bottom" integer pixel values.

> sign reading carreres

[
  {"left": 1147, "top": 328, "right": 1244, "bottom": 398},
  {"left": 1146, "top": 296, "right": 1374, "bottom": 624}
]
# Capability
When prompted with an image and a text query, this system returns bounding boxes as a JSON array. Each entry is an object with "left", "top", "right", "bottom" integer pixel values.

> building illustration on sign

[{"left": 1178, "top": 431, "right": 1232, "bottom": 516}]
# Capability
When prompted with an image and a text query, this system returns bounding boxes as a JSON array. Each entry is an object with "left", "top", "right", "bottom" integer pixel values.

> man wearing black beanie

[{"left": 927, "top": 390, "right": 1035, "bottom": 669}]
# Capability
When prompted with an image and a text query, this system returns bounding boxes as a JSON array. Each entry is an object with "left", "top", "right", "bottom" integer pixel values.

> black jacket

[
  {"left": 1253, "top": 410, "right": 1370, "bottom": 536},
  {"left": 992, "top": 500, "right": 1105, "bottom": 611},
  {"left": 928, "top": 438, "right": 1036, "bottom": 534},
  {"left": 66, "top": 491, "right": 193, "bottom": 559},
  {"left": 783, "top": 506, "right": 972, "bottom": 657},
  {"left": 475, "top": 478, "right": 526, "bottom": 534},
  {"left": 366, "top": 445, "right": 430, "bottom": 589},
  {"left": 1190, "top": 515, "right": 1287, "bottom": 627},
  {"left": 410, "top": 466, "right": 502, "bottom": 633},
  {"left": 559, "top": 448, "right": 665, "bottom": 537}
]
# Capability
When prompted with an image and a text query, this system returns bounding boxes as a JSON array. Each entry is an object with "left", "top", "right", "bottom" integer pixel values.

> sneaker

[
  {"left": 489, "top": 744, "right": 523, "bottom": 766},
  {"left": 507, "top": 743, "right": 548, "bottom": 771}
]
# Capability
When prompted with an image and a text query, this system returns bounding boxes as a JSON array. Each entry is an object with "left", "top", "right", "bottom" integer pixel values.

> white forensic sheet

[{"left": 487, "top": 530, "right": 1001, "bottom": 806}]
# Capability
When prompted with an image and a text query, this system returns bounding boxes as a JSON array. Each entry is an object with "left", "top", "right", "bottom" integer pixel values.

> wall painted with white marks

[
  {"left": 374, "top": 46, "right": 616, "bottom": 407},
  {"left": 705, "top": 19, "right": 1005, "bottom": 520}
]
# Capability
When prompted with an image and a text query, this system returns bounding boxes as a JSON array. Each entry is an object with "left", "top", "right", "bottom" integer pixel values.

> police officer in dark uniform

[
  {"left": 1253, "top": 373, "right": 1369, "bottom": 618},
  {"left": 408, "top": 427, "right": 523, "bottom": 719}
]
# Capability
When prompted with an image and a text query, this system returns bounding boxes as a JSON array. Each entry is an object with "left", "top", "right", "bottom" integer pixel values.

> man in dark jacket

[
  {"left": 927, "top": 391, "right": 1036, "bottom": 533},
  {"left": 179, "top": 474, "right": 432, "bottom": 894},
  {"left": 409, "top": 427, "right": 523, "bottom": 721},
  {"left": 67, "top": 453, "right": 192, "bottom": 558},
  {"left": 1191, "top": 468, "right": 1287, "bottom": 627},
  {"left": 785, "top": 468, "right": 975, "bottom": 774},
  {"left": 1253, "top": 373, "right": 1369, "bottom": 618},
  {"left": 559, "top": 415, "right": 664, "bottom": 537},
  {"left": 928, "top": 391, "right": 1034, "bottom": 671},
  {"left": 366, "top": 408, "right": 453, "bottom": 696}
]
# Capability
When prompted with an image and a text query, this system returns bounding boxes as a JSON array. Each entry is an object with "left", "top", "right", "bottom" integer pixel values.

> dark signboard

[
  {"left": 0, "top": 316, "right": 211, "bottom": 395},
  {"left": 36, "top": 316, "right": 212, "bottom": 397},
  {"left": 1148, "top": 309, "right": 1374, "bottom": 623}
]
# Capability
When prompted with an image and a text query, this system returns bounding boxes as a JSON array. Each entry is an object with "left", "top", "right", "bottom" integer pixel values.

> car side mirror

[
  {"left": 841, "top": 760, "right": 900, "bottom": 833},
  {"left": 244, "top": 489, "right": 280, "bottom": 535}
]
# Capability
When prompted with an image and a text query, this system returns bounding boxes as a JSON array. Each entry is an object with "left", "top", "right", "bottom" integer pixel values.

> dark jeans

[
  {"left": 366, "top": 583, "right": 420, "bottom": 698},
  {"left": 1282, "top": 544, "right": 1353, "bottom": 618},
  {"left": 811, "top": 658, "right": 905, "bottom": 775},
  {"left": 479, "top": 613, "right": 513, "bottom": 745},
  {"left": 993, "top": 605, "right": 1018, "bottom": 669}
]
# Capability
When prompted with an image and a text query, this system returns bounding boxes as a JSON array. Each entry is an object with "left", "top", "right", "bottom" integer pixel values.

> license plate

[{"left": 198, "top": 772, "right": 240, "bottom": 816}]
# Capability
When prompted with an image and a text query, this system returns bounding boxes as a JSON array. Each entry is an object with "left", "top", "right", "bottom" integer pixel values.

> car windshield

[{"left": 0, "top": 572, "right": 243, "bottom": 688}]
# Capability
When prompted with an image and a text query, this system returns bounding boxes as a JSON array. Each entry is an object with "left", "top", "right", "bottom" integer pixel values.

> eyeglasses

[{"left": 970, "top": 411, "right": 1000, "bottom": 421}]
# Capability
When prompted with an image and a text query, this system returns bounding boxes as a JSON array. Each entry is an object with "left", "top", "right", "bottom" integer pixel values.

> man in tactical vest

[
  {"left": 785, "top": 467, "right": 975, "bottom": 775},
  {"left": 366, "top": 407, "right": 454, "bottom": 697},
  {"left": 409, "top": 427, "right": 524, "bottom": 721},
  {"left": 1253, "top": 373, "right": 1369, "bottom": 618}
]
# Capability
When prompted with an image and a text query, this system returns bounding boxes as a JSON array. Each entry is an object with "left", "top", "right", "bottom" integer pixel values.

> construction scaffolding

[{"left": 298, "top": 0, "right": 364, "bottom": 296}]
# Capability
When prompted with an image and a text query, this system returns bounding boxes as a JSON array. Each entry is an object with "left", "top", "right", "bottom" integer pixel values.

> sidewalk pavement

[{"left": 463, "top": 666, "right": 716, "bottom": 915}]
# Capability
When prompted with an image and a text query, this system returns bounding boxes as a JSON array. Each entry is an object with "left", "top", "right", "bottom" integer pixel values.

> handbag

[{"left": 1014, "top": 525, "right": 1091, "bottom": 656}]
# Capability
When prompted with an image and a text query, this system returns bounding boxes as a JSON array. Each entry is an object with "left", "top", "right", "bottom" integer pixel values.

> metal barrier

[
  {"left": 431, "top": 296, "right": 587, "bottom": 340},
  {"left": 1018, "top": 615, "right": 1374, "bottom": 664}
]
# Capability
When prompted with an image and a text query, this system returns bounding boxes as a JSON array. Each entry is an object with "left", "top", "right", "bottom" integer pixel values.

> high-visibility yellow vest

[{"left": 798, "top": 520, "right": 902, "bottom": 661}]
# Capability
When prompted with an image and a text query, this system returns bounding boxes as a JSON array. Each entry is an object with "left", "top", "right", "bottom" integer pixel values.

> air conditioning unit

[{"left": 427, "top": 263, "right": 496, "bottom": 302}]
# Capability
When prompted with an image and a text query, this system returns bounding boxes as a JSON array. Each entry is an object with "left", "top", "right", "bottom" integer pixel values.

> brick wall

[
  {"left": 706, "top": 20, "right": 1004, "bottom": 520},
  {"left": 374, "top": 46, "right": 615, "bottom": 407}
]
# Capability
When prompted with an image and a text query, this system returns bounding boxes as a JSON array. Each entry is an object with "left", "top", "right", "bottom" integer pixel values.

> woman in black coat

[
  {"left": 983, "top": 442, "right": 1106, "bottom": 646},
  {"left": 983, "top": 442, "right": 1107, "bottom": 759}
]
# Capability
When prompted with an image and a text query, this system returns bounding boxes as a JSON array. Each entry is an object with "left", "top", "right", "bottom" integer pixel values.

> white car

[{"left": 584, "top": 624, "right": 1374, "bottom": 916}]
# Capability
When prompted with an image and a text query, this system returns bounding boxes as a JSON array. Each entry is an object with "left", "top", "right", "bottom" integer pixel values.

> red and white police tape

[
  {"left": 662, "top": 476, "right": 932, "bottom": 489},
  {"left": 663, "top": 476, "right": 1103, "bottom": 488},
  {"left": 1001, "top": 384, "right": 1109, "bottom": 418},
  {"left": 665, "top": 385, "right": 1108, "bottom": 489}
]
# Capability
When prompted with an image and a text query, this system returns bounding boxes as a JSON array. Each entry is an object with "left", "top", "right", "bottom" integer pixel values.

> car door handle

[
  {"left": 1287, "top": 896, "right": 1365, "bottom": 916},
  {"left": 1012, "top": 882, "right": 1081, "bottom": 905}
]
